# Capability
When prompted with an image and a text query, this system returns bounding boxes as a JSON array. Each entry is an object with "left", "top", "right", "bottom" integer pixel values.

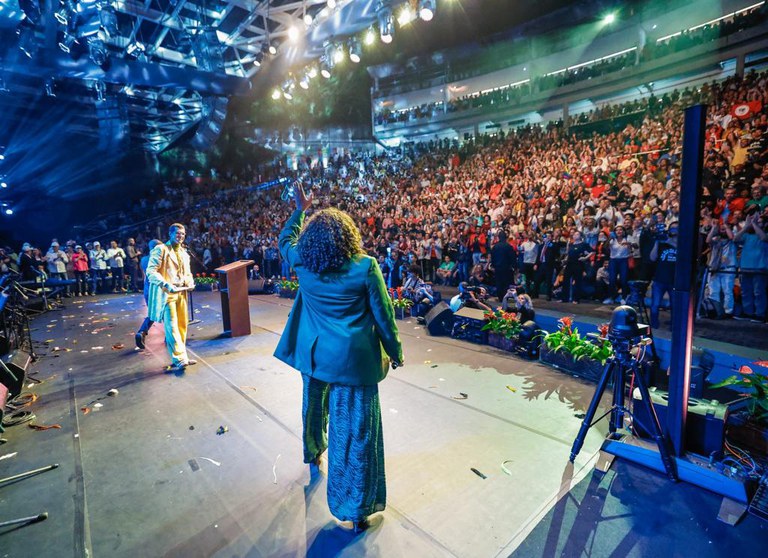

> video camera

[{"left": 607, "top": 306, "right": 651, "bottom": 358}]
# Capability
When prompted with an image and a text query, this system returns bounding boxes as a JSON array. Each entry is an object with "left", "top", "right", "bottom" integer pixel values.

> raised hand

[{"left": 294, "top": 181, "right": 314, "bottom": 212}]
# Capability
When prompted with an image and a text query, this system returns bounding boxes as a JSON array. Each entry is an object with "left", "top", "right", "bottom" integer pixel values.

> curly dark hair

[{"left": 297, "top": 208, "right": 363, "bottom": 273}]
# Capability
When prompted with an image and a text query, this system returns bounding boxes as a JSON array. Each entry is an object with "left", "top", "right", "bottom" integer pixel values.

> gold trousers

[{"left": 163, "top": 292, "right": 189, "bottom": 366}]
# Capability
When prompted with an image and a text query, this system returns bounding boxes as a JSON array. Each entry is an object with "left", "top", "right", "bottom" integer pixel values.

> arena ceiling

[{"left": 0, "top": 0, "right": 622, "bottom": 208}]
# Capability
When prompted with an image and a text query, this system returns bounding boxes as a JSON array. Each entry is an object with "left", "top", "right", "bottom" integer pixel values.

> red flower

[
  {"left": 739, "top": 365, "right": 754, "bottom": 375},
  {"left": 559, "top": 316, "right": 573, "bottom": 331},
  {"left": 598, "top": 323, "right": 609, "bottom": 338}
]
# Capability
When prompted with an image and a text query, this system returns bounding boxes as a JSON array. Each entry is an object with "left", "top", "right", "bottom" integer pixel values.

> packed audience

[
  {"left": 375, "top": 4, "right": 767, "bottom": 126},
  {"left": 6, "top": 69, "right": 768, "bottom": 327}
]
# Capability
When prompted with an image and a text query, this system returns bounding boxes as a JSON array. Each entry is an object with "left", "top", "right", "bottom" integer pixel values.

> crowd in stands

[
  {"left": 6, "top": 69, "right": 768, "bottom": 328},
  {"left": 374, "top": 4, "right": 767, "bottom": 126}
]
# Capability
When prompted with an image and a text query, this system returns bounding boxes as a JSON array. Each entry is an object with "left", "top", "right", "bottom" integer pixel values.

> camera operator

[
  {"left": 649, "top": 220, "right": 678, "bottom": 329},
  {"left": 451, "top": 282, "right": 492, "bottom": 313},
  {"left": 491, "top": 230, "right": 516, "bottom": 302}
]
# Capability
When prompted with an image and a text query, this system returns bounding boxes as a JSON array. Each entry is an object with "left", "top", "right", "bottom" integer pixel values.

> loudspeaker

[
  {"left": 633, "top": 387, "right": 728, "bottom": 456},
  {"left": 425, "top": 302, "right": 454, "bottom": 336},
  {"left": 1, "top": 350, "right": 31, "bottom": 400},
  {"left": 248, "top": 278, "right": 267, "bottom": 294},
  {"left": 451, "top": 306, "right": 488, "bottom": 344}
]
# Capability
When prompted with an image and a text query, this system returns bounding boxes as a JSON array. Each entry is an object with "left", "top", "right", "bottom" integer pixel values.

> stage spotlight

[
  {"left": 303, "top": 13, "right": 313, "bottom": 26},
  {"left": 307, "top": 65, "right": 318, "bottom": 78},
  {"left": 419, "top": 0, "right": 435, "bottom": 21},
  {"left": 54, "top": 7, "right": 69, "bottom": 25},
  {"left": 348, "top": 38, "right": 361, "bottom": 63},
  {"left": 1, "top": 181, "right": 7, "bottom": 188},
  {"left": 320, "top": 57, "right": 332, "bottom": 78},
  {"left": 378, "top": 6, "right": 394, "bottom": 43},
  {"left": 88, "top": 37, "right": 108, "bottom": 67},
  {"left": 603, "top": 13, "right": 616, "bottom": 24},
  {"left": 364, "top": 28, "right": 376, "bottom": 46},
  {"left": 397, "top": 6, "right": 415, "bottom": 26},
  {"left": 333, "top": 43, "right": 345, "bottom": 64},
  {"left": 4, "top": 209, "right": 12, "bottom": 216},
  {"left": 299, "top": 75, "right": 310, "bottom": 89},
  {"left": 327, "top": 0, "right": 336, "bottom": 8},
  {"left": 268, "top": 42, "right": 277, "bottom": 55},
  {"left": 253, "top": 52, "right": 263, "bottom": 66},
  {"left": 271, "top": 88, "right": 282, "bottom": 100},
  {"left": 288, "top": 26, "right": 299, "bottom": 42}
]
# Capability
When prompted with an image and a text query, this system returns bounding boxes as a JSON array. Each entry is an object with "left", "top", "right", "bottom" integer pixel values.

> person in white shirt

[
  {"left": 107, "top": 240, "right": 127, "bottom": 293},
  {"left": 89, "top": 241, "right": 108, "bottom": 295},
  {"left": 46, "top": 241, "right": 71, "bottom": 296}
]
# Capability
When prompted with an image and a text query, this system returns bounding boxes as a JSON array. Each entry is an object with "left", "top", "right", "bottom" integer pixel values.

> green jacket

[{"left": 273, "top": 210, "right": 403, "bottom": 385}]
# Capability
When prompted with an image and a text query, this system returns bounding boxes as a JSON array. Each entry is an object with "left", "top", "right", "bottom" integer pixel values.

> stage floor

[{"left": 1, "top": 292, "right": 766, "bottom": 557}]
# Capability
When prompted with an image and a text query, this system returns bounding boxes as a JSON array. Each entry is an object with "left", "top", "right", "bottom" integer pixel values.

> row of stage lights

[{"left": 271, "top": 0, "right": 438, "bottom": 101}]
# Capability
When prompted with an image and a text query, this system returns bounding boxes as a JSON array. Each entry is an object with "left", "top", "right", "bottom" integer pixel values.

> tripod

[{"left": 569, "top": 337, "right": 678, "bottom": 481}]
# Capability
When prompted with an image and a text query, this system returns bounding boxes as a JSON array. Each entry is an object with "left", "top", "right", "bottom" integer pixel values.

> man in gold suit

[{"left": 145, "top": 223, "right": 196, "bottom": 371}]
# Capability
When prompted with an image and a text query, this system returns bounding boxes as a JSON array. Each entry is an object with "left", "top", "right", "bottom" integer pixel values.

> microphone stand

[{"left": 182, "top": 244, "right": 204, "bottom": 324}]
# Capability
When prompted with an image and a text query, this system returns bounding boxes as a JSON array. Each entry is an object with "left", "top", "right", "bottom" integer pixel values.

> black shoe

[{"left": 135, "top": 332, "right": 146, "bottom": 350}]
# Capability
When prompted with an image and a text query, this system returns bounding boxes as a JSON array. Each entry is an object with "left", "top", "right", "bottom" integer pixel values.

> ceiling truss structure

[{"left": 110, "top": 0, "right": 357, "bottom": 79}]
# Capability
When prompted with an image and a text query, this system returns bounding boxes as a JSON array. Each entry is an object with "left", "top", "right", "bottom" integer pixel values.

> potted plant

[
  {"left": 194, "top": 273, "right": 219, "bottom": 291},
  {"left": 389, "top": 287, "right": 413, "bottom": 319},
  {"left": 710, "top": 361, "right": 768, "bottom": 456},
  {"left": 539, "top": 318, "right": 613, "bottom": 383},
  {"left": 482, "top": 309, "right": 523, "bottom": 352},
  {"left": 277, "top": 277, "right": 299, "bottom": 299}
]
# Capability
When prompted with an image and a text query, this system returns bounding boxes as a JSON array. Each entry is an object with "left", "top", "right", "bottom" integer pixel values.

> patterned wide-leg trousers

[{"left": 301, "top": 374, "right": 386, "bottom": 522}]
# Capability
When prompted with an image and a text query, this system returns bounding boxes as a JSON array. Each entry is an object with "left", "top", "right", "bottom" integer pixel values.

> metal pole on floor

[{"left": 667, "top": 104, "right": 706, "bottom": 457}]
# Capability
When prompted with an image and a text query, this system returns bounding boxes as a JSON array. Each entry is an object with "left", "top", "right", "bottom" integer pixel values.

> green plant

[
  {"left": 710, "top": 362, "right": 768, "bottom": 426},
  {"left": 481, "top": 309, "right": 522, "bottom": 339},
  {"left": 541, "top": 318, "right": 614, "bottom": 364},
  {"left": 278, "top": 277, "right": 299, "bottom": 291},
  {"left": 194, "top": 273, "right": 218, "bottom": 286},
  {"left": 389, "top": 287, "right": 413, "bottom": 310}
]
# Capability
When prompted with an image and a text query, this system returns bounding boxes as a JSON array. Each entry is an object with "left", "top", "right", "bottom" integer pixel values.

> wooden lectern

[{"left": 215, "top": 260, "right": 254, "bottom": 337}]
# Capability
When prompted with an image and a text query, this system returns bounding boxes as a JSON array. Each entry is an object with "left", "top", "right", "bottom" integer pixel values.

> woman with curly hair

[{"left": 274, "top": 183, "right": 404, "bottom": 532}]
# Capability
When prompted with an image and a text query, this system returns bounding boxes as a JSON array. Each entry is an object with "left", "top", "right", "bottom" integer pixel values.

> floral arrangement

[
  {"left": 389, "top": 287, "right": 414, "bottom": 310},
  {"left": 194, "top": 273, "right": 218, "bottom": 286},
  {"left": 541, "top": 317, "right": 614, "bottom": 364},
  {"left": 481, "top": 309, "right": 522, "bottom": 339},
  {"left": 278, "top": 277, "right": 299, "bottom": 291},
  {"left": 710, "top": 361, "right": 768, "bottom": 426}
]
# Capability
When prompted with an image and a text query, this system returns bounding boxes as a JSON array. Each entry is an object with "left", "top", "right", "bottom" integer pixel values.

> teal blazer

[{"left": 273, "top": 210, "right": 404, "bottom": 386}]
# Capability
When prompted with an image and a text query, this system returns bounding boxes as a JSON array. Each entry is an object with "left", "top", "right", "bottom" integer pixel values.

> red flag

[{"left": 730, "top": 101, "right": 762, "bottom": 120}]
